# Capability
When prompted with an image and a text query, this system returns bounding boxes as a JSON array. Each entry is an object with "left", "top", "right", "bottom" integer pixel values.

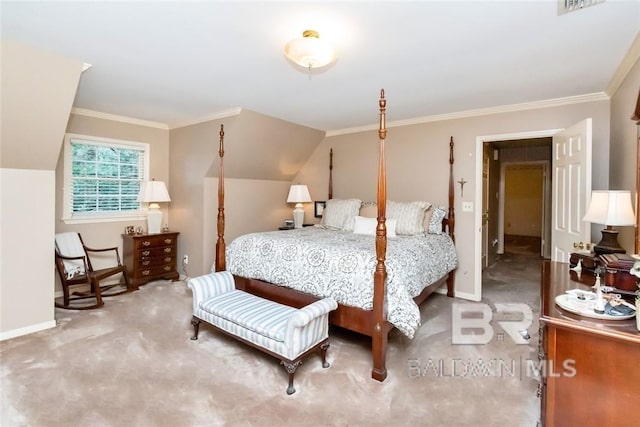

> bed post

[
  {"left": 328, "top": 148, "right": 333, "bottom": 200},
  {"left": 215, "top": 124, "right": 226, "bottom": 272},
  {"left": 372, "top": 89, "right": 389, "bottom": 382},
  {"left": 446, "top": 136, "right": 455, "bottom": 297}
]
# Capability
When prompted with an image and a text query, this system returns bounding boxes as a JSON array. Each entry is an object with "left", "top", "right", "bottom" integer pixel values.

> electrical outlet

[{"left": 183, "top": 255, "right": 189, "bottom": 265}]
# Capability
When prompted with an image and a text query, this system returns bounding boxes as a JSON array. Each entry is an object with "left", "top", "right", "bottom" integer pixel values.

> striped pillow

[
  {"left": 387, "top": 200, "right": 431, "bottom": 235},
  {"left": 321, "top": 199, "right": 362, "bottom": 230}
]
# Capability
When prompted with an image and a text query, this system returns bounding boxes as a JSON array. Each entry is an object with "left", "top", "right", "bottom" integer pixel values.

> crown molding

[
  {"left": 168, "top": 108, "right": 243, "bottom": 130},
  {"left": 326, "top": 92, "right": 610, "bottom": 137},
  {"left": 606, "top": 32, "right": 640, "bottom": 97},
  {"left": 71, "top": 108, "right": 169, "bottom": 129}
]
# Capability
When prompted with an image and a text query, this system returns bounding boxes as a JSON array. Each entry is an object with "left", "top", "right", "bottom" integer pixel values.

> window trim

[{"left": 62, "top": 133, "right": 150, "bottom": 224}]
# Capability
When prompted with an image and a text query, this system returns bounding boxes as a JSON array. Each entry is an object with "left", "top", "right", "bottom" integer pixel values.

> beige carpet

[{"left": 1, "top": 257, "right": 541, "bottom": 426}]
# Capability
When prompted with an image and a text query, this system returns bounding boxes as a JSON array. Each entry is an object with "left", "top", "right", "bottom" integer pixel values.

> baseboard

[
  {"left": 0, "top": 320, "right": 57, "bottom": 341},
  {"left": 434, "top": 286, "right": 481, "bottom": 302}
]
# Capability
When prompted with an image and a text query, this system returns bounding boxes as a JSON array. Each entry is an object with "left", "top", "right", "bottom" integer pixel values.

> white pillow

[
  {"left": 386, "top": 200, "right": 431, "bottom": 235},
  {"left": 320, "top": 199, "right": 362, "bottom": 230},
  {"left": 353, "top": 216, "right": 397, "bottom": 237},
  {"left": 427, "top": 206, "right": 447, "bottom": 234}
]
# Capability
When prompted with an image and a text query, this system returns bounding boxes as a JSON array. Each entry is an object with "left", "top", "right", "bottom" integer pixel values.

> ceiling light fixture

[{"left": 284, "top": 30, "right": 336, "bottom": 71}]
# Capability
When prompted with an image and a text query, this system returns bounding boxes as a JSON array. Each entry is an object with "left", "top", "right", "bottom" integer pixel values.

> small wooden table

[
  {"left": 540, "top": 261, "right": 639, "bottom": 426},
  {"left": 122, "top": 232, "right": 179, "bottom": 286}
]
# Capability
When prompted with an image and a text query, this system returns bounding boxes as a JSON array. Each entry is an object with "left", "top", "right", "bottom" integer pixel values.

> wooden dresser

[
  {"left": 122, "top": 232, "right": 179, "bottom": 287},
  {"left": 540, "top": 261, "right": 640, "bottom": 426}
]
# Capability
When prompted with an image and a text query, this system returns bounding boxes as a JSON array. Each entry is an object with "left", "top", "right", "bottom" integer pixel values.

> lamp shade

[
  {"left": 583, "top": 190, "right": 635, "bottom": 226},
  {"left": 137, "top": 180, "right": 171, "bottom": 203},
  {"left": 284, "top": 30, "right": 336, "bottom": 70},
  {"left": 286, "top": 185, "right": 312, "bottom": 204}
]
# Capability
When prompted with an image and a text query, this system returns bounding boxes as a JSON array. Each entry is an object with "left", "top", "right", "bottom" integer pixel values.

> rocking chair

[{"left": 54, "top": 232, "right": 132, "bottom": 309}]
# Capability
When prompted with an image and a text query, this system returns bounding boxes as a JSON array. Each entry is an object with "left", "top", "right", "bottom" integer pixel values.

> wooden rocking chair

[{"left": 54, "top": 232, "right": 132, "bottom": 309}]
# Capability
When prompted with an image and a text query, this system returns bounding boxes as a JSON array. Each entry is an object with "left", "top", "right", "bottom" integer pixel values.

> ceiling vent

[{"left": 558, "top": 0, "right": 605, "bottom": 15}]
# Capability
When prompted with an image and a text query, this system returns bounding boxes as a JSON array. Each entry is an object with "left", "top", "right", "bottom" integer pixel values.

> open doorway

[{"left": 481, "top": 138, "right": 552, "bottom": 270}]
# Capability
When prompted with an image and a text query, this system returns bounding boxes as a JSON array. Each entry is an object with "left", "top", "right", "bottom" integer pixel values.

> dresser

[
  {"left": 122, "top": 232, "right": 179, "bottom": 287},
  {"left": 540, "top": 261, "right": 640, "bottom": 426}
]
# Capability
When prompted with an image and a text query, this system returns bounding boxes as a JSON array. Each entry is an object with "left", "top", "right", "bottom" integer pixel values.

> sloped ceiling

[
  {"left": 204, "top": 109, "right": 325, "bottom": 181},
  {"left": 0, "top": 40, "right": 83, "bottom": 170}
]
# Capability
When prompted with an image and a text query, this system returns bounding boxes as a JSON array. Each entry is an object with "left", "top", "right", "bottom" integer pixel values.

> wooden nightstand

[
  {"left": 122, "top": 232, "right": 179, "bottom": 287},
  {"left": 279, "top": 224, "right": 314, "bottom": 230}
]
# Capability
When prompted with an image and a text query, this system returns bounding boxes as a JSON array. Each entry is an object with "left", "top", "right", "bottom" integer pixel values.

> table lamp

[
  {"left": 138, "top": 179, "right": 171, "bottom": 234},
  {"left": 582, "top": 190, "right": 635, "bottom": 254},
  {"left": 287, "top": 184, "right": 312, "bottom": 228}
]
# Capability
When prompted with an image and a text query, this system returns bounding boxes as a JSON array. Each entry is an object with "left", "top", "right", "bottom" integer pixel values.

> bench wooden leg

[
  {"left": 190, "top": 316, "right": 201, "bottom": 340},
  {"left": 320, "top": 341, "right": 330, "bottom": 368},
  {"left": 281, "top": 360, "right": 302, "bottom": 395}
]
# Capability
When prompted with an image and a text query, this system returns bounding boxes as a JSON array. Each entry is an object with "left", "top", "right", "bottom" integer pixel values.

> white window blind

[{"left": 62, "top": 134, "right": 149, "bottom": 223}]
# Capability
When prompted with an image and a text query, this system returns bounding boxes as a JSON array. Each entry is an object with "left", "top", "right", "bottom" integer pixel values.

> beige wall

[
  {"left": 169, "top": 110, "right": 324, "bottom": 277},
  {"left": 0, "top": 41, "right": 83, "bottom": 339},
  {"left": 296, "top": 99, "right": 610, "bottom": 299},
  {"left": 609, "top": 56, "right": 640, "bottom": 252}
]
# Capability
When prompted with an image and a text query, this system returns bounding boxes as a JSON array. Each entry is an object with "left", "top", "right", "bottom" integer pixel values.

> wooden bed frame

[{"left": 213, "top": 89, "right": 456, "bottom": 382}]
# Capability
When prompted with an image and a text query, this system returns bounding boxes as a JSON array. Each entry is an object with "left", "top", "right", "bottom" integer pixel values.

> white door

[{"left": 551, "top": 119, "right": 592, "bottom": 262}]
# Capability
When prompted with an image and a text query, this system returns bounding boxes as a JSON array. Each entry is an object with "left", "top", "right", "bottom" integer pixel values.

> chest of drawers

[
  {"left": 122, "top": 232, "right": 179, "bottom": 286},
  {"left": 540, "top": 261, "right": 640, "bottom": 426}
]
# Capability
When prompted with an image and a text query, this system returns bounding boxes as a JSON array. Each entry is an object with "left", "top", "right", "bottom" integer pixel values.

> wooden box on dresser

[
  {"left": 540, "top": 261, "right": 640, "bottom": 426},
  {"left": 122, "top": 232, "right": 179, "bottom": 287}
]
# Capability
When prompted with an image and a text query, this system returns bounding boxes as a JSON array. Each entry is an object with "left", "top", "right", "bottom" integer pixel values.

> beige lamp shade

[
  {"left": 583, "top": 190, "right": 635, "bottom": 226},
  {"left": 138, "top": 180, "right": 171, "bottom": 204}
]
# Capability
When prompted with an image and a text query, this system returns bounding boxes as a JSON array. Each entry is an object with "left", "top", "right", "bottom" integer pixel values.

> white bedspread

[{"left": 224, "top": 226, "right": 457, "bottom": 338}]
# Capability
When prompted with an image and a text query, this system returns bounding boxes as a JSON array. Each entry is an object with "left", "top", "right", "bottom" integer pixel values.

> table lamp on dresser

[{"left": 582, "top": 190, "right": 636, "bottom": 255}]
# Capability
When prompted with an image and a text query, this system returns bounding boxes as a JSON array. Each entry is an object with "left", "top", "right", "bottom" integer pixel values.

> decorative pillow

[
  {"left": 359, "top": 202, "right": 377, "bottom": 218},
  {"left": 320, "top": 199, "right": 362, "bottom": 230},
  {"left": 386, "top": 200, "right": 431, "bottom": 235},
  {"left": 427, "top": 206, "right": 447, "bottom": 234},
  {"left": 353, "top": 216, "right": 397, "bottom": 237}
]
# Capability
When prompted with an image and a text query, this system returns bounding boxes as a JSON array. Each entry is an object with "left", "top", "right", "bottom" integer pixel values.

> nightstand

[
  {"left": 122, "top": 232, "right": 179, "bottom": 286},
  {"left": 279, "top": 224, "right": 314, "bottom": 230}
]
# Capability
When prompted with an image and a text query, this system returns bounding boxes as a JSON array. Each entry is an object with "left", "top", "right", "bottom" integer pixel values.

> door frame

[{"left": 473, "top": 129, "right": 561, "bottom": 301}]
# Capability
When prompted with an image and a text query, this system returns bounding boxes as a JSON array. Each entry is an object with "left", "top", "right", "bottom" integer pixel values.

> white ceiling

[{"left": 2, "top": 1, "right": 639, "bottom": 132}]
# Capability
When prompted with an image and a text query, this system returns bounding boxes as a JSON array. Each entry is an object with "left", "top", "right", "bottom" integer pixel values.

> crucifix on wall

[{"left": 457, "top": 178, "right": 468, "bottom": 197}]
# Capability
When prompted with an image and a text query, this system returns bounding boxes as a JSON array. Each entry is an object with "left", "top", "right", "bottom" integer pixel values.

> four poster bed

[{"left": 212, "top": 90, "right": 457, "bottom": 381}]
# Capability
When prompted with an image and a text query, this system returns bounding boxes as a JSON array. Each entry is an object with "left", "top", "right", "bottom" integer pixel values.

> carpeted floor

[{"left": 1, "top": 256, "right": 542, "bottom": 426}]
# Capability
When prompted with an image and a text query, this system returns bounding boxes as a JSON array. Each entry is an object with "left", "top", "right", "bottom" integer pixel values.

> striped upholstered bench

[{"left": 188, "top": 271, "right": 338, "bottom": 394}]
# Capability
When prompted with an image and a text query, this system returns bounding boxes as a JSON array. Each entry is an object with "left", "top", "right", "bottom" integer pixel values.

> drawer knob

[
  {"left": 164, "top": 248, "right": 172, "bottom": 253},
  {"left": 142, "top": 270, "right": 150, "bottom": 276},
  {"left": 164, "top": 266, "right": 171, "bottom": 271},
  {"left": 142, "top": 260, "right": 150, "bottom": 266},
  {"left": 164, "top": 257, "right": 171, "bottom": 262},
  {"left": 164, "top": 239, "right": 172, "bottom": 244},
  {"left": 142, "top": 250, "right": 150, "bottom": 256},
  {"left": 142, "top": 241, "right": 151, "bottom": 246}
]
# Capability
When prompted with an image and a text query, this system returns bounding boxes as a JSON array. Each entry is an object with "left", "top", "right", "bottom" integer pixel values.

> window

[{"left": 62, "top": 133, "right": 149, "bottom": 223}]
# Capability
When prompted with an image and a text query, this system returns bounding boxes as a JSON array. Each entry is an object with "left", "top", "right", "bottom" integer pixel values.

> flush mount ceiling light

[{"left": 284, "top": 30, "right": 336, "bottom": 71}]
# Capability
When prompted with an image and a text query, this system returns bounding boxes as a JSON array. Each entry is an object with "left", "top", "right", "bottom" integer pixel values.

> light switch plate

[{"left": 462, "top": 201, "right": 473, "bottom": 212}]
